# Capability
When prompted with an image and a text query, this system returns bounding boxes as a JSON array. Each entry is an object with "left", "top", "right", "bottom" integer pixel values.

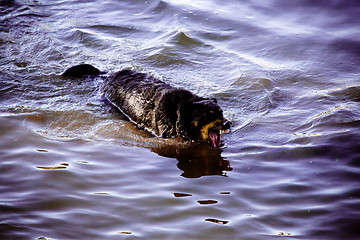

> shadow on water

[{"left": 152, "top": 142, "right": 232, "bottom": 178}]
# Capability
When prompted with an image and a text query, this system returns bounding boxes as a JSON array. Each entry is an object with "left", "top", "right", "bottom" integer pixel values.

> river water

[{"left": 1, "top": 0, "right": 360, "bottom": 239}]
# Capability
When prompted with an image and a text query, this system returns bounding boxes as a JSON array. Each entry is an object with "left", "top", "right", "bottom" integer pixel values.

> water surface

[{"left": 1, "top": 0, "right": 360, "bottom": 239}]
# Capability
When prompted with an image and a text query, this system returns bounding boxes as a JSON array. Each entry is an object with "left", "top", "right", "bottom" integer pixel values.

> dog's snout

[{"left": 223, "top": 120, "right": 231, "bottom": 130}]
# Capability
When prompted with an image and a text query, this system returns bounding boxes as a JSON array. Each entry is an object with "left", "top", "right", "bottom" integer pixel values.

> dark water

[{"left": 1, "top": 0, "right": 360, "bottom": 239}]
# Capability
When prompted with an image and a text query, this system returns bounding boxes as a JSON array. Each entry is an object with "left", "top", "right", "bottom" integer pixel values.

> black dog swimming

[{"left": 62, "top": 64, "right": 231, "bottom": 147}]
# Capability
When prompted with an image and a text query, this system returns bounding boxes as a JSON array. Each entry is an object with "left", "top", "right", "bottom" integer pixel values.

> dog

[{"left": 62, "top": 64, "right": 231, "bottom": 147}]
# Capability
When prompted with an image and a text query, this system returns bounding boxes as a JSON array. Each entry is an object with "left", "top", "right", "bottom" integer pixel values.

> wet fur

[{"left": 63, "top": 65, "right": 230, "bottom": 146}]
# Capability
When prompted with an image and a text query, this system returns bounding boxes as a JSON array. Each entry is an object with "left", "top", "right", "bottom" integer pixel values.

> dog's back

[{"left": 102, "top": 70, "right": 198, "bottom": 137}]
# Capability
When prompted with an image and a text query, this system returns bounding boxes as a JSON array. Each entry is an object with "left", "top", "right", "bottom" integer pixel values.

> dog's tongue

[{"left": 209, "top": 132, "right": 221, "bottom": 147}]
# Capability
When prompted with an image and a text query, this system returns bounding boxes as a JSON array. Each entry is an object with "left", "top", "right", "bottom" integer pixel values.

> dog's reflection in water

[{"left": 152, "top": 143, "right": 232, "bottom": 178}]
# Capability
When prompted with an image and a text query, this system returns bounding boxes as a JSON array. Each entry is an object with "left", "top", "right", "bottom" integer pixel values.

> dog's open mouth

[
  {"left": 209, "top": 129, "right": 229, "bottom": 147},
  {"left": 202, "top": 120, "right": 231, "bottom": 147},
  {"left": 209, "top": 131, "right": 221, "bottom": 147}
]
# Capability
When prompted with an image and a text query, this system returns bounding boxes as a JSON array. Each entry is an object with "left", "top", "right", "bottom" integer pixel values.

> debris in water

[
  {"left": 205, "top": 218, "right": 228, "bottom": 224},
  {"left": 36, "top": 163, "right": 69, "bottom": 170},
  {"left": 197, "top": 200, "right": 218, "bottom": 205},
  {"left": 174, "top": 192, "right": 192, "bottom": 197}
]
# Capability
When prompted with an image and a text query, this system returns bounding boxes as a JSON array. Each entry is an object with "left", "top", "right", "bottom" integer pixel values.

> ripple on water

[{"left": 1, "top": 0, "right": 360, "bottom": 239}]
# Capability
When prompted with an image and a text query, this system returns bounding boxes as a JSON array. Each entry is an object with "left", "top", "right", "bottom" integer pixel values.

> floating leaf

[
  {"left": 36, "top": 163, "right": 68, "bottom": 170},
  {"left": 37, "top": 149, "right": 49, "bottom": 152},
  {"left": 220, "top": 192, "right": 230, "bottom": 195},
  {"left": 174, "top": 193, "right": 192, "bottom": 197},
  {"left": 205, "top": 218, "right": 228, "bottom": 224},
  {"left": 36, "top": 166, "right": 67, "bottom": 170},
  {"left": 198, "top": 200, "right": 218, "bottom": 205},
  {"left": 94, "top": 192, "right": 110, "bottom": 195}
]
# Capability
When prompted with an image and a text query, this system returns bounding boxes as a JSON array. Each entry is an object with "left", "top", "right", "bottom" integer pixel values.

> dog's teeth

[{"left": 220, "top": 129, "right": 230, "bottom": 134}]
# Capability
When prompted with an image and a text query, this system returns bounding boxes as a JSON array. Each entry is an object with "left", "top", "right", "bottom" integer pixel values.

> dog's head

[{"left": 176, "top": 98, "right": 231, "bottom": 147}]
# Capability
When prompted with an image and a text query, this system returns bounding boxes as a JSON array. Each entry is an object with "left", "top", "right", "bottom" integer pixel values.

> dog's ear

[
  {"left": 211, "top": 98, "right": 218, "bottom": 103},
  {"left": 194, "top": 98, "right": 218, "bottom": 106}
]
